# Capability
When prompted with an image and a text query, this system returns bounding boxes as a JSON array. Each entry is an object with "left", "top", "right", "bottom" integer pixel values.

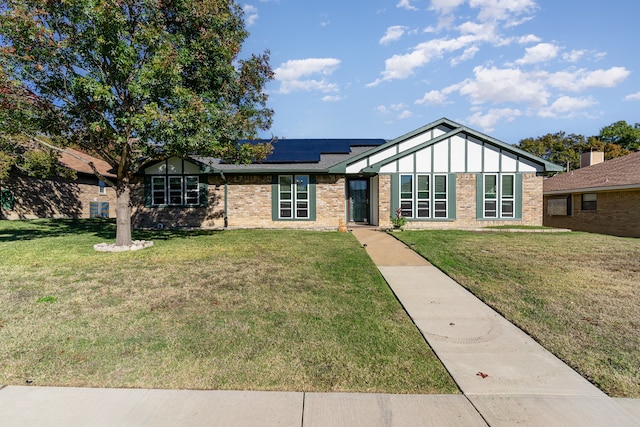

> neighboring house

[
  {"left": 131, "top": 118, "right": 562, "bottom": 230},
  {"left": 543, "top": 150, "right": 640, "bottom": 238},
  {"left": 1, "top": 148, "right": 116, "bottom": 219}
]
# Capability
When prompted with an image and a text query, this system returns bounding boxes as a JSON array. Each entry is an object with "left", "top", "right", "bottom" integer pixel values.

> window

[
  {"left": 279, "top": 175, "right": 309, "bottom": 219},
  {"left": 399, "top": 174, "right": 448, "bottom": 219},
  {"left": 483, "top": 174, "right": 515, "bottom": 218},
  {"left": 150, "top": 175, "right": 200, "bottom": 206},
  {"left": 400, "top": 175, "right": 413, "bottom": 218},
  {"left": 98, "top": 180, "right": 107, "bottom": 195},
  {"left": 581, "top": 193, "right": 597, "bottom": 211},
  {"left": 416, "top": 175, "right": 429, "bottom": 218},
  {"left": 434, "top": 175, "right": 448, "bottom": 218}
]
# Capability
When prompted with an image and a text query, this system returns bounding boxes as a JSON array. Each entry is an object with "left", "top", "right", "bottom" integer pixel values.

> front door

[{"left": 349, "top": 179, "right": 369, "bottom": 223}]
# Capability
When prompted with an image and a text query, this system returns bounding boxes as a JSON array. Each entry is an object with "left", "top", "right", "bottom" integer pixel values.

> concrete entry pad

[{"left": 303, "top": 393, "right": 487, "bottom": 427}]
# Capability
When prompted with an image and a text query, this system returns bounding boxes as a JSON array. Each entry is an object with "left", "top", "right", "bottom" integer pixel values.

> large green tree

[
  {"left": 599, "top": 120, "right": 640, "bottom": 151},
  {"left": 0, "top": 0, "right": 273, "bottom": 246},
  {"left": 517, "top": 130, "right": 631, "bottom": 171}
]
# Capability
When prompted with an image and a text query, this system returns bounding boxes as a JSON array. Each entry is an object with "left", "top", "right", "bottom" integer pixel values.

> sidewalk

[
  {"left": 1, "top": 228, "right": 639, "bottom": 426},
  {"left": 352, "top": 227, "right": 640, "bottom": 426}
]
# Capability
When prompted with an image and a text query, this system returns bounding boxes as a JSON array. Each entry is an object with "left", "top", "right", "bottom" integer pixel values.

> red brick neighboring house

[
  {"left": 2, "top": 148, "right": 117, "bottom": 219},
  {"left": 543, "top": 151, "right": 640, "bottom": 237}
]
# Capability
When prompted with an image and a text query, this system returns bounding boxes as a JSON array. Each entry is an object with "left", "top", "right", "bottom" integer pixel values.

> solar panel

[{"left": 238, "top": 139, "right": 386, "bottom": 163}]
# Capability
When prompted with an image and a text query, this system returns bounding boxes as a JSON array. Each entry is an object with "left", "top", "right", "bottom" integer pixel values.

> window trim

[
  {"left": 483, "top": 174, "right": 516, "bottom": 219},
  {"left": 98, "top": 180, "right": 107, "bottom": 195},
  {"left": 277, "top": 174, "right": 311, "bottom": 220},
  {"left": 398, "top": 173, "right": 449, "bottom": 220},
  {"left": 581, "top": 193, "right": 597, "bottom": 211},
  {"left": 148, "top": 175, "right": 201, "bottom": 207}
]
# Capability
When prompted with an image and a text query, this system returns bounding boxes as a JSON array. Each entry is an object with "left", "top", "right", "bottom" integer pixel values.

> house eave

[{"left": 544, "top": 184, "right": 640, "bottom": 195}]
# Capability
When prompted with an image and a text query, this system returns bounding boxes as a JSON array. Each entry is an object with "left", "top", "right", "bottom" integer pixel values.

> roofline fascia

[{"left": 544, "top": 184, "right": 640, "bottom": 195}]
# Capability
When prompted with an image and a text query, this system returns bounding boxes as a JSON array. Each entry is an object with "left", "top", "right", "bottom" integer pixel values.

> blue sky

[{"left": 241, "top": 0, "right": 640, "bottom": 144}]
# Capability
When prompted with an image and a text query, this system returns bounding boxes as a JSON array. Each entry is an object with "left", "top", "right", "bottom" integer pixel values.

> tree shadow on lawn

[{"left": 0, "top": 218, "right": 223, "bottom": 242}]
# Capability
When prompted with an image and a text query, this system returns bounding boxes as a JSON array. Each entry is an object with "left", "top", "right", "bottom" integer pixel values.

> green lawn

[
  {"left": 395, "top": 230, "right": 640, "bottom": 398},
  {"left": 0, "top": 219, "right": 457, "bottom": 394}
]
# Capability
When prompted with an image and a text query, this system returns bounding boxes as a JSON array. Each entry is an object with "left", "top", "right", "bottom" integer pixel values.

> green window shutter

[
  {"left": 448, "top": 173, "right": 457, "bottom": 220},
  {"left": 475, "top": 174, "right": 483, "bottom": 219},
  {"left": 309, "top": 175, "right": 317, "bottom": 221},
  {"left": 515, "top": 174, "right": 523, "bottom": 220},
  {"left": 390, "top": 174, "right": 399, "bottom": 218},
  {"left": 271, "top": 175, "right": 279, "bottom": 220},
  {"left": 144, "top": 175, "right": 152, "bottom": 208},
  {"left": 199, "top": 177, "right": 208, "bottom": 207}
]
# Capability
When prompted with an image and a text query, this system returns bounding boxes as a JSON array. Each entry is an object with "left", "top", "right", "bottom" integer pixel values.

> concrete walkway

[
  {"left": 1, "top": 227, "right": 639, "bottom": 426},
  {"left": 352, "top": 227, "right": 640, "bottom": 426}
]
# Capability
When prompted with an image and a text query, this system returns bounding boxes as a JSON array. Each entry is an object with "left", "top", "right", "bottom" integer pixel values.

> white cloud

[
  {"left": 398, "top": 110, "right": 414, "bottom": 119},
  {"left": 430, "top": 0, "right": 466, "bottom": 14},
  {"left": 469, "top": 0, "right": 537, "bottom": 23},
  {"left": 443, "top": 65, "right": 630, "bottom": 109},
  {"left": 380, "top": 26, "right": 409, "bottom": 45},
  {"left": 458, "top": 66, "right": 550, "bottom": 106},
  {"left": 368, "top": 34, "right": 480, "bottom": 85},
  {"left": 243, "top": 4, "right": 259, "bottom": 27},
  {"left": 516, "top": 42, "right": 559, "bottom": 65},
  {"left": 546, "top": 67, "right": 630, "bottom": 92},
  {"left": 322, "top": 95, "right": 342, "bottom": 102},
  {"left": 397, "top": 0, "right": 419, "bottom": 11},
  {"left": 274, "top": 58, "right": 341, "bottom": 94},
  {"left": 562, "top": 49, "right": 587, "bottom": 63},
  {"left": 538, "top": 96, "right": 596, "bottom": 118},
  {"left": 466, "top": 108, "right": 522, "bottom": 132},
  {"left": 517, "top": 34, "right": 542, "bottom": 44},
  {"left": 624, "top": 92, "right": 640, "bottom": 101},
  {"left": 451, "top": 46, "right": 479, "bottom": 66},
  {"left": 415, "top": 89, "right": 449, "bottom": 105}
]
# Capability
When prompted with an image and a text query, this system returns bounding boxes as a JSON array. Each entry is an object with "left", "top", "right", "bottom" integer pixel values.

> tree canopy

[
  {"left": 0, "top": 0, "right": 274, "bottom": 245},
  {"left": 599, "top": 120, "right": 640, "bottom": 151},
  {"left": 517, "top": 121, "right": 635, "bottom": 171}
]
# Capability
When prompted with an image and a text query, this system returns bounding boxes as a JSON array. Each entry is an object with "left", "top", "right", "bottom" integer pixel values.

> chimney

[{"left": 580, "top": 151, "right": 604, "bottom": 168}]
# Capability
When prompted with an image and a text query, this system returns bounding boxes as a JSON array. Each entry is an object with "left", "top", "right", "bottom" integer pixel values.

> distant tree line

[{"left": 516, "top": 120, "right": 640, "bottom": 170}]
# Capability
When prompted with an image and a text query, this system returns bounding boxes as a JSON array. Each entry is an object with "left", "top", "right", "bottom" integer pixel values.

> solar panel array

[{"left": 240, "top": 139, "right": 386, "bottom": 163}]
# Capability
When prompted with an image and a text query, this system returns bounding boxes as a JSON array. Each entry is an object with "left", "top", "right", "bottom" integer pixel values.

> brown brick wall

[
  {"left": 544, "top": 189, "right": 640, "bottom": 237},
  {"left": 131, "top": 175, "right": 225, "bottom": 228},
  {"left": 131, "top": 174, "right": 348, "bottom": 230},
  {"left": 227, "top": 174, "right": 346, "bottom": 229},
  {"left": 2, "top": 173, "right": 116, "bottom": 219},
  {"left": 377, "top": 174, "right": 392, "bottom": 227},
  {"left": 129, "top": 172, "right": 545, "bottom": 230}
]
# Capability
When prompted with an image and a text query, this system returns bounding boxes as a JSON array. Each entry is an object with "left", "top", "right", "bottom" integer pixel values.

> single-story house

[
  {"left": 543, "top": 150, "right": 640, "bottom": 237},
  {"left": 2, "top": 148, "right": 116, "bottom": 219},
  {"left": 131, "top": 118, "right": 563, "bottom": 230}
]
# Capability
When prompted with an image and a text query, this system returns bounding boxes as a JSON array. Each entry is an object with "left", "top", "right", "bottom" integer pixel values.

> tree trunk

[{"left": 115, "top": 176, "right": 133, "bottom": 247}]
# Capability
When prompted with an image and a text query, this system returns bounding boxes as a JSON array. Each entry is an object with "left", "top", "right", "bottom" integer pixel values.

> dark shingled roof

[
  {"left": 244, "top": 138, "right": 386, "bottom": 163},
  {"left": 543, "top": 151, "right": 640, "bottom": 194}
]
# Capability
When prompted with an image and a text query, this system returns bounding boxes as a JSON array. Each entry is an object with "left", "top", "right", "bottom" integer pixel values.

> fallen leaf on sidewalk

[{"left": 476, "top": 372, "right": 489, "bottom": 379}]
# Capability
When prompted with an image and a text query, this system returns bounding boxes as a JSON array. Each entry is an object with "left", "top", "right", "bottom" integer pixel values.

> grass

[
  {"left": 395, "top": 230, "right": 640, "bottom": 397},
  {"left": 0, "top": 219, "right": 458, "bottom": 394}
]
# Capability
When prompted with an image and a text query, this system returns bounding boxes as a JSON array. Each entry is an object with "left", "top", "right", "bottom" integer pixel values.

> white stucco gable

[{"left": 335, "top": 118, "right": 562, "bottom": 175}]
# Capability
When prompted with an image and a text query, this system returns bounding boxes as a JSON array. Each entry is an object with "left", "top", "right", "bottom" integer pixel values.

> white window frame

[
  {"left": 98, "top": 180, "right": 107, "bottom": 195},
  {"left": 400, "top": 175, "right": 414, "bottom": 218},
  {"left": 483, "top": 174, "right": 515, "bottom": 218},
  {"left": 278, "top": 175, "right": 309, "bottom": 219},
  {"left": 399, "top": 174, "right": 448, "bottom": 219},
  {"left": 151, "top": 175, "right": 199, "bottom": 206},
  {"left": 433, "top": 175, "right": 448, "bottom": 218}
]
